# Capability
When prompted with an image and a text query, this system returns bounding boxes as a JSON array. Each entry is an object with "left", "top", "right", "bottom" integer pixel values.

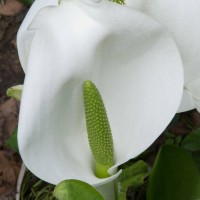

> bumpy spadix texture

[
  {"left": 112, "top": 0, "right": 124, "bottom": 4},
  {"left": 84, "top": 80, "right": 114, "bottom": 178},
  {"left": 17, "top": 0, "right": 183, "bottom": 192},
  {"left": 125, "top": 0, "right": 200, "bottom": 113}
]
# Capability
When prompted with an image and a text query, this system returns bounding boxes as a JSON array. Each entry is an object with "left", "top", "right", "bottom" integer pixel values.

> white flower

[
  {"left": 126, "top": 0, "right": 200, "bottom": 113},
  {"left": 17, "top": 0, "right": 183, "bottom": 199}
]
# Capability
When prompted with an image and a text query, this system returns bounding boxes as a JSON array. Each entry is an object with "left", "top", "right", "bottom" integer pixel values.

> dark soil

[
  {"left": 0, "top": 9, "right": 25, "bottom": 101},
  {"left": 0, "top": 3, "right": 26, "bottom": 199}
]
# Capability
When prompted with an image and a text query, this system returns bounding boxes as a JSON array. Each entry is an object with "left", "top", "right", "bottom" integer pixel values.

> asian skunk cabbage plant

[
  {"left": 125, "top": 0, "right": 200, "bottom": 113},
  {"left": 17, "top": 0, "right": 184, "bottom": 199}
]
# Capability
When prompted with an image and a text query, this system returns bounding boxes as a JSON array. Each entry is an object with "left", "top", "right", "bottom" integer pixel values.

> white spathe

[
  {"left": 125, "top": 0, "right": 200, "bottom": 113},
  {"left": 17, "top": 0, "right": 183, "bottom": 198}
]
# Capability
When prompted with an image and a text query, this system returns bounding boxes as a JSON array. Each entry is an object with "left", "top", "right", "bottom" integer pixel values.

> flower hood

[
  {"left": 17, "top": 0, "right": 183, "bottom": 187},
  {"left": 125, "top": 0, "right": 200, "bottom": 113}
]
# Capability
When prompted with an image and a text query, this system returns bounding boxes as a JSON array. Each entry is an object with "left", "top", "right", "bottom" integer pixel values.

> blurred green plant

[
  {"left": 182, "top": 128, "right": 200, "bottom": 151},
  {"left": 20, "top": 170, "right": 56, "bottom": 200},
  {"left": 116, "top": 160, "right": 149, "bottom": 200},
  {"left": 54, "top": 180, "right": 104, "bottom": 200},
  {"left": 164, "top": 131, "right": 183, "bottom": 146},
  {"left": 6, "top": 127, "right": 19, "bottom": 152},
  {"left": 19, "top": 0, "right": 34, "bottom": 6},
  {"left": 147, "top": 145, "right": 200, "bottom": 200}
]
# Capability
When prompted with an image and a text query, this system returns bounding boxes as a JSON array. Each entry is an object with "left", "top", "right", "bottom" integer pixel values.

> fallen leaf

[
  {"left": 0, "top": 98, "right": 18, "bottom": 147},
  {"left": 0, "top": 0, "right": 24, "bottom": 16},
  {"left": 0, "top": 151, "right": 20, "bottom": 199}
]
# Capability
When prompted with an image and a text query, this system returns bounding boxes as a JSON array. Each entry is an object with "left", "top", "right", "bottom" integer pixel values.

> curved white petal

[
  {"left": 126, "top": 0, "right": 200, "bottom": 112},
  {"left": 177, "top": 90, "right": 195, "bottom": 113},
  {"left": 95, "top": 179, "right": 117, "bottom": 200},
  {"left": 185, "top": 78, "right": 200, "bottom": 112},
  {"left": 17, "top": 0, "right": 59, "bottom": 72},
  {"left": 18, "top": 0, "right": 183, "bottom": 186}
]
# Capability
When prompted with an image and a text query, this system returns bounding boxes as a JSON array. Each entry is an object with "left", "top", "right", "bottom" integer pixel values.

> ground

[{"left": 0, "top": 1, "right": 26, "bottom": 199}]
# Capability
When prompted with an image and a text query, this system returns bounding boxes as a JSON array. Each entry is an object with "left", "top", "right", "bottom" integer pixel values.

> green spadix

[
  {"left": 112, "top": 0, "right": 125, "bottom": 5},
  {"left": 83, "top": 80, "right": 115, "bottom": 178}
]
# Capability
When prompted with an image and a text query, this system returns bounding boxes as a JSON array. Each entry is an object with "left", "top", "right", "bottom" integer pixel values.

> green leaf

[
  {"left": 6, "top": 127, "right": 18, "bottom": 152},
  {"left": 164, "top": 131, "right": 183, "bottom": 146},
  {"left": 19, "top": 0, "right": 34, "bottom": 6},
  {"left": 54, "top": 179, "right": 104, "bottom": 200},
  {"left": 165, "top": 138, "right": 175, "bottom": 145},
  {"left": 116, "top": 160, "right": 149, "bottom": 200},
  {"left": 147, "top": 145, "right": 200, "bottom": 200},
  {"left": 191, "top": 151, "right": 200, "bottom": 170},
  {"left": 182, "top": 128, "right": 200, "bottom": 151}
]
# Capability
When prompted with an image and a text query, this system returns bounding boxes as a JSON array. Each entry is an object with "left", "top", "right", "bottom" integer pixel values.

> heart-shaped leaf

[
  {"left": 54, "top": 179, "right": 104, "bottom": 200},
  {"left": 147, "top": 145, "right": 200, "bottom": 200}
]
